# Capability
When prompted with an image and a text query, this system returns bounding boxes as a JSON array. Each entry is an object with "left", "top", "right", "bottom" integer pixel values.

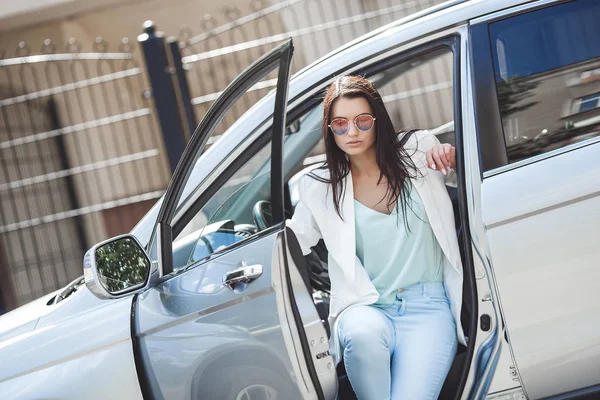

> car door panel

[
  {"left": 482, "top": 141, "right": 600, "bottom": 398},
  {"left": 135, "top": 230, "right": 306, "bottom": 399}
]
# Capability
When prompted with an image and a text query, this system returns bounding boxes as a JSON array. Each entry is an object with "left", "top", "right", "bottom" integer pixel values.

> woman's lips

[{"left": 346, "top": 140, "right": 362, "bottom": 146}]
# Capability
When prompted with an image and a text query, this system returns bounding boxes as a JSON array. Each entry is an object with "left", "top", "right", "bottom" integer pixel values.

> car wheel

[
  {"left": 195, "top": 365, "right": 298, "bottom": 400},
  {"left": 234, "top": 383, "right": 277, "bottom": 400}
]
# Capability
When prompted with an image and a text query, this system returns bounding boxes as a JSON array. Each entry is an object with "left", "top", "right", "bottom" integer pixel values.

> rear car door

[
  {"left": 472, "top": 1, "right": 600, "bottom": 398},
  {"left": 133, "top": 39, "right": 334, "bottom": 400}
]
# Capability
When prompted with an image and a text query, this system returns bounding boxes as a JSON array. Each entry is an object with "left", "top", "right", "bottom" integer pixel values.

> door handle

[{"left": 222, "top": 262, "right": 263, "bottom": 289}]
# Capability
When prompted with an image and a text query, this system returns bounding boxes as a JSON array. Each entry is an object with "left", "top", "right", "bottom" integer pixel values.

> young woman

[{"left": 286, "top": 75, "right": 467, "bottom": 399}]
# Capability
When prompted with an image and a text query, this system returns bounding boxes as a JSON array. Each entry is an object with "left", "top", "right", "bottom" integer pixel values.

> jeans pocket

[{"left": 428, "top": 294, "right": 450, "bottom": 306}]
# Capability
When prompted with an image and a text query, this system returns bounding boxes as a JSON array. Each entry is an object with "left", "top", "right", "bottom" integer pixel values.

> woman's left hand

[{"left": 426, "top": 143, "right": 456, "bottom": 175}]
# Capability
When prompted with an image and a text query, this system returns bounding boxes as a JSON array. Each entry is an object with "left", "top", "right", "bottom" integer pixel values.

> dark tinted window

[{"left": 490, "top": 0, "right": 600, "bottom": 164}]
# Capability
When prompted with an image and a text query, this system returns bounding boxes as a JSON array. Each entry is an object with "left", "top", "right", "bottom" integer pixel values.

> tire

[{"left": 194, "top": 365, "right": 299, "bottom": 400}]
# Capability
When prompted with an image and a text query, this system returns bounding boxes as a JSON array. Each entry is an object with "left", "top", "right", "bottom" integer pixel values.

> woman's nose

[{"left": 347, "top": 123, "right": 358, "bottom": 137}]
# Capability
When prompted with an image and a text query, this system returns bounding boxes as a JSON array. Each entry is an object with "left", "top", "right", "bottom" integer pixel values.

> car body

[{"left": 1, "top": 0, "right": 599, "bottom": 399}]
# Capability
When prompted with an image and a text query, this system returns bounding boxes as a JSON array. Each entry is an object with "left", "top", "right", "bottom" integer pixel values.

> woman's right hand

[{"left": 426, "top": 143, "right": 456, "bottom": 175}]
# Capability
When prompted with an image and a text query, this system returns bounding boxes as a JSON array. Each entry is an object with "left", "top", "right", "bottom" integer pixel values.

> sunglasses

[{"left": 328, "top": 114, "right": 376, "bottom": 136}]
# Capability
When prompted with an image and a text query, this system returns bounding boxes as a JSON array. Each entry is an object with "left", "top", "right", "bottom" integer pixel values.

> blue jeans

[{"left": 338, "top": 282, "right": 457, "bottom": 400}]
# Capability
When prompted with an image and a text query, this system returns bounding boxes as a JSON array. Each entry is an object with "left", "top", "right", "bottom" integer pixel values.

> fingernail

[
  {"left": 431, "top": 164, "right": 436, "bottom": 170},
  {"left": 442, "top": 169, "right": 447, "bottom": 175}
]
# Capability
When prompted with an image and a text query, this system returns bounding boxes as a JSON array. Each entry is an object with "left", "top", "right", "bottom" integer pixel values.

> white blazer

[{"left": 286, "top": 130, "right": 467, "bottom": 364}]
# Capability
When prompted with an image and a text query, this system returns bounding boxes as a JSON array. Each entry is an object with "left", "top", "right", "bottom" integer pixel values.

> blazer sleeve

[{"left": 285, "top": 177, "right": 322, "bottom": 256}]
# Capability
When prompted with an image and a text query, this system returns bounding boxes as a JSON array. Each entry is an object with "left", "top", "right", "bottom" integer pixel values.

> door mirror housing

[{"left": 84, "top": 234, "right": 152, "bottom": 299}]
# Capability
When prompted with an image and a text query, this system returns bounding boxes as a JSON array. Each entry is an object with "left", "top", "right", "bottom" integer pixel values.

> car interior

[{"left": 171, "top": 49, "right": 476, "bottom": 398}]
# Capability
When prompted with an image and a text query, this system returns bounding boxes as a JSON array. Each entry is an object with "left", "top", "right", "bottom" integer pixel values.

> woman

[{"left": 286, "top": 75, "right": 467, "bottom": 399}]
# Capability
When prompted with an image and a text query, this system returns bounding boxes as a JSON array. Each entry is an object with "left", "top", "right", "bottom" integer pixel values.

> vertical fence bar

[
  {"left": 167, "top": 37, "right": 197, "bottom": 140},
  {"left": 47, "top": 98, "right": 89, "bottom": 253},
  {"left": 0, "top": 244, "right": 15, "bottom": 314},
  {"left": 138, "top": 21, "right": 186, "bottom": 172}
]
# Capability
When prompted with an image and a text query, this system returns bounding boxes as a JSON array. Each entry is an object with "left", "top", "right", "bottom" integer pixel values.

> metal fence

[
  {"left": 0, "top": 39, "right": 170, "bottom": 310},
  {"left": 0, "top": 0, "right": 444, "bottom": 313}
]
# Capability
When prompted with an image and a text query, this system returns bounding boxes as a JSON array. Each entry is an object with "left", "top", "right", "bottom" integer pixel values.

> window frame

[
  {"left": 170, "top": 130, "right": 276, "bottom": 273},
  {"left": 165, "top": 97, "right": 325, "bottom": 278},
  {"left": 151, "top": 40, "right": 294, "bottom": 278},
  {"left": 574, "top": 92, "right": 600, "bottom": 114},
  {"left": 470, "top": 22, "right": 508, "bottom": 175},
  {"left": 472, "top": 0, "right": 600, "bottom": 178}
]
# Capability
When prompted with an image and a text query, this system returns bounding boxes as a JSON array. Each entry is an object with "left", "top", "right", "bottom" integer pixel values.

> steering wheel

[
  {"left": 198, "top": 235, "right": 214, "bottom": 254},
  {"left": 253, "top": 200, "right": 294, "bottom": 231},
  {"left": 253, "top": 200, "right": 273, "bottom": 231}
]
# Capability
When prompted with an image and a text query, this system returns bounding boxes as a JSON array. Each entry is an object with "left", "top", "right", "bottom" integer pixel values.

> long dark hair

[{"left": 309, "top": 75, "right": 419, "bottom": 223}]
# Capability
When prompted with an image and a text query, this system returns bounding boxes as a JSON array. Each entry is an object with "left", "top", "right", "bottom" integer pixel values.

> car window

[
  {"left": 375, "top": 47, "right": 455, "bottom": 146},
  {"left": 490, "top": 0, "right": 600, "bottom": 164},
  {"left": 172, "top": 142, "right": 272, "bottom": 270}
]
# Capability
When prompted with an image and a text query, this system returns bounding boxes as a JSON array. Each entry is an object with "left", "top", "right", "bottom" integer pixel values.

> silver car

[{"left": 1, "top": 0, "right": 599, "bottom": 399}]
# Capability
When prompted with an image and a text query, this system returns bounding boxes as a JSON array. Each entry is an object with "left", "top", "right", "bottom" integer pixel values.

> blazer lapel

[{"left": 337, "top": 170, "right": 357, "bottom": 284}]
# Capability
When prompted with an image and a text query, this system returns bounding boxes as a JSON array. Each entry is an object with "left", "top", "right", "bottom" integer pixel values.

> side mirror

[{"left": 83, "top": 234, "right": 152, "bottom": 299}]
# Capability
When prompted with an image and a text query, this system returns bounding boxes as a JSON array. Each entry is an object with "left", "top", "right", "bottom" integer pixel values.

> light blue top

[{"left": 354, "top": 183, "right": 444, "bottom": 306}]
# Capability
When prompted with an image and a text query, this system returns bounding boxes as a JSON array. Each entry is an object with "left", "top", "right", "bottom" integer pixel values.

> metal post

[
  {"left": 138, "top": 21, "right": 187, "bottom": 172},
  {"left": 0, "top": 245, "right": 15, "bottom": 315},
  {"left": 167, "top": 37, "right": 197, "bottom": 140},
  {"left": 47, "top": 98, "right": 89, "bottom": 253}
]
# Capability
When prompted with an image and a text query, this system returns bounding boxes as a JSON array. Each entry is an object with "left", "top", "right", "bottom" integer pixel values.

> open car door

[{"left": 133, "top": 39, "right": 335, "bottom": 399}]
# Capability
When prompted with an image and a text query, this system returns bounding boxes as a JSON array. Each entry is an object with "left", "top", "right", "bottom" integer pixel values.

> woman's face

[{"left": 330, "top": 96, "right": 376, "bottom": 157}]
